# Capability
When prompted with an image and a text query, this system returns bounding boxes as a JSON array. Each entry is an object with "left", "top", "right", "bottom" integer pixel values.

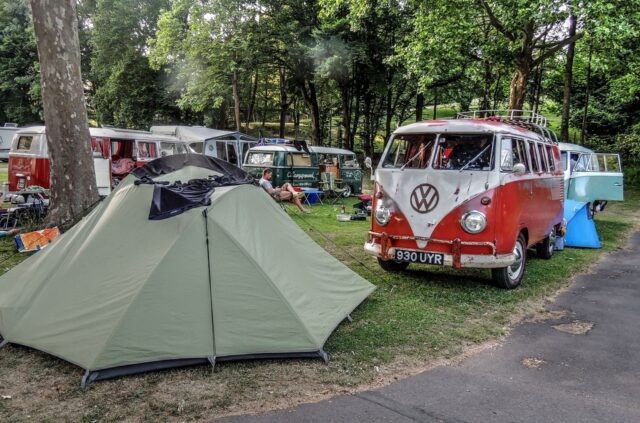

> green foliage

[
  {"left": 0, "top": 0, "right": 41, "bottom": 124},
  {"left": 89, "top": 0, "right": 177, "bottom": 128}
]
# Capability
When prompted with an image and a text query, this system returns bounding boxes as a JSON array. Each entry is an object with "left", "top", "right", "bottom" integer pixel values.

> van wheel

[
  {"left": 378, "top": 258, "right": 409, "bottom": 272},
  {"left": 342, "top": 185, "right": 352, "bottom": 197},
  {"left": 492, "top": 233, "right": 527, "bottom": 289},
  {"left": 536, "top": 231, "right": 556, "bottom": 259}
]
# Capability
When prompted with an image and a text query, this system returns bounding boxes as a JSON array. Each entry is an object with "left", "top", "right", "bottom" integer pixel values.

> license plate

[{"left": 395, "top": 249, "right": 444, "bottom": 265}]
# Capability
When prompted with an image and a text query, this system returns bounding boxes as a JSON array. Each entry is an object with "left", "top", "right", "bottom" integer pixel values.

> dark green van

[{"left": 244, "top": 144, "right": 363, "bottom": 196}]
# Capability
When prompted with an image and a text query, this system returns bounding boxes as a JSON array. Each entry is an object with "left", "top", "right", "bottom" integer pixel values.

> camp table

[{"left": 301, "top": 188, "right": 324, "bottom": 206}]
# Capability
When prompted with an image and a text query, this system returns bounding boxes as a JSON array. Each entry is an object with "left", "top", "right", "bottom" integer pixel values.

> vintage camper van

[
  {"left": 151, "top": 125, "right": 257, "bottom": 167},
  {"left": 8, "top": 126, "right": 191, "bottom": 196},
  {"left": 559, "top": 142, "right": 624, "bottom": 206},
  {"left": 365, "top": 111, "right": 564, "bottom": 289},
  {"left": 0, "top": 123, "right": 19, "bottom": 161},
  {"left": 243, "top": 141, "right": 363, "bottom": 195}
]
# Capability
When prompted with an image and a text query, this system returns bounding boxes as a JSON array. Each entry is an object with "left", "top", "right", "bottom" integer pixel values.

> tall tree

[
  {"left": 560, "top": 10, "right": 577, "bottom": 141},
  {"left": 29, "top": 0, "right": 98, "bottom": 225},
  {"left": 0, "top": 0, "right": 41, "bottom": 124},
  {"left": 91, "top": 0, "right": 173, "bottom": 128}
]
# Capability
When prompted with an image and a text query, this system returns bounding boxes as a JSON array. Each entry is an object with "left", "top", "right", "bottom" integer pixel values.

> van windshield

[
  {"left": 432, "top": 134, "right": 494, "bottom": 171},
  {"left": 247, "top": 152, "right": 273, "bottom": 166},
  {"left": 382, "top": 134, "right": 436, "bottom": 169}
]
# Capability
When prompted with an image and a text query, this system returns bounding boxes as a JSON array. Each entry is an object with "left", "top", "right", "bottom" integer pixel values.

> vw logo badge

[{"left": 410, "top": 184, "right": 439, "bottom": 214}]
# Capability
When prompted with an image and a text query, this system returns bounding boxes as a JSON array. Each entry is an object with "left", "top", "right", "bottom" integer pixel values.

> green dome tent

[{"left": 0, "top": 155, "right": 375, "bottom": 388}]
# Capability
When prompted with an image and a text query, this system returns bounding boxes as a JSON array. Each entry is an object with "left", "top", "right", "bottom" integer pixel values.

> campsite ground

[{"left": 0, "top": 161, "right": 639, "bottom": 421}]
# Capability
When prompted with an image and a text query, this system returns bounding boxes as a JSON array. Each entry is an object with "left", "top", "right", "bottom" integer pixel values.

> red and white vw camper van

[
  {"left": 365, "top": 111, "right": 564, "bottom": 288},
  {"left": 8, "top": 126, "right": 191, "bottom": 196}
]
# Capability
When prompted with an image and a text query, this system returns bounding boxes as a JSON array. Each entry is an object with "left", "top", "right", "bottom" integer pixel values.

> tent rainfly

[{"left": 0, "top": 155, "right": 375, "bottom": 388}]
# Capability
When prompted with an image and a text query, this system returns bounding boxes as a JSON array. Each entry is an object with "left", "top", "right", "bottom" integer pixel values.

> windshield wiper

[
  {"left": 459, "top": 143, "right": 492, "bottom": 172},
  {"left": 400, "top": 141, "right": 433, "bottom": 171}
]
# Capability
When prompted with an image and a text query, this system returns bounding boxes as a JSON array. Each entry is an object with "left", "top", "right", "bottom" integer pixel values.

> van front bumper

[{"left": 364, "top": 234, "right": 516, "bottom": 269}]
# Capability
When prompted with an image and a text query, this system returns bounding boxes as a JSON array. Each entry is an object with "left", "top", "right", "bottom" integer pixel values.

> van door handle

[{"left": 614, "top": 183, "right": 622, "bottom": 186}]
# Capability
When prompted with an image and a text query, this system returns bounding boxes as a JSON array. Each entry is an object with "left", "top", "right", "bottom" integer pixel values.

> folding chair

[{"left": 320, "top": 172, "right": 347, "bottom": 204}]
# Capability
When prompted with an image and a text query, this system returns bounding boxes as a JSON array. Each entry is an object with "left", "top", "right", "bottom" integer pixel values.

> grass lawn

[{"left": 0, "top": 185, "right": 638, "bottom": 421}]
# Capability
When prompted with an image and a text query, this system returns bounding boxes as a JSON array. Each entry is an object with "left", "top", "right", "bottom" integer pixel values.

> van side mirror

[
  {"left": 364, "top": 157, "right": 372, "bottom": 169},
  {"left": 513, "top": 162, "right": 526, "bottom": 175}
]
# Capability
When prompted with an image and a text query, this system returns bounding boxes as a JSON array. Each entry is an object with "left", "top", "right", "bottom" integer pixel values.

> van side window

[
  {"left": 247, "top": 152, "right": 273, "bottom": 165},
  {"left": 291, "top": 153, "right": 311, "bottom": 166},
  {"left": 537, "top": 143, "right": 548, "bottom": 172},
  {"left": 545, "top": 145, "right": 556, "bottom": 171},
  {"left": 16, "top": 136, "right": 33, "bottom": 151},
  {"left": 343, "top": 154, "right": 358, "bottom": 168},
  {"left": 528, "top": 141, "right": 540, "bottom": 172},
  {"left": 500, "top": 137, "right": 528, "bottom": 171}
]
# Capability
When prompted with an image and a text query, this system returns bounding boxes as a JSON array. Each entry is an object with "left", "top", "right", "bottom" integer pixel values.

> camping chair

[{"left": 320, "top": 172, "right": 347, "bottom": 204}]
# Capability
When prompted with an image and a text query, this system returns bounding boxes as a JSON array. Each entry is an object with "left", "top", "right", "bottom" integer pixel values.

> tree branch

[
  {"left": 533, "top": 32, "right": 583, "bottom": 66},
  {"left": 477, "top": 0, "right": 515, "bottom": 41}
]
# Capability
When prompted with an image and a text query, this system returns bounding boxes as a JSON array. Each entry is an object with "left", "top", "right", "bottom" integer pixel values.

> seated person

[{"left": 259, "top": 168, "right": 309, "bottom": 213}]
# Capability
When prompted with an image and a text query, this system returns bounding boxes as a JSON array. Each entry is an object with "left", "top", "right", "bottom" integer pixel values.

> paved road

[{"left": 219, "top": 232, "right": 640, "bottom": 423}]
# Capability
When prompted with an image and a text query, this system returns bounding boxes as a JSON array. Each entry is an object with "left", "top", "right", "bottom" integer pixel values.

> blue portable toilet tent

[{"left": 563, "top": 199, "right": 601, "bottom": 248}]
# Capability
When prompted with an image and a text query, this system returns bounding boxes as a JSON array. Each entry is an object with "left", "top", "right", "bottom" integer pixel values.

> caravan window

[
  {"left": 16, "top": 136, "right": 33, "bottom": 151},
  {"left": 159, "top": 142, "right": 188, "bottom": 157},
  {"left": 226, "top": 143, "right": 238, "bottom": 165},
  {"left": 137, "top": 142, "right": 158, "bottom": 159},
  {"left": 246, "top": 152, "right": 273, "bottom": 166},
  {"left": 383, "top": 134, "right": 436, "bottom": 169}
]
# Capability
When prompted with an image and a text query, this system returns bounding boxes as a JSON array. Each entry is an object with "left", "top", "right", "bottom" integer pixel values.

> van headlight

[
  {"left": 460, "top": 211, "right": 487, "bottom": 234},
  {"left": 375, "top": 201, "right": 391, "bottom": 226}
]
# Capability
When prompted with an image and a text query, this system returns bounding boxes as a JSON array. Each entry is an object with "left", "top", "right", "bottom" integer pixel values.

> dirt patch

[
  {"left": 553, "top": 320, "right": 594, "bottom": 335},
  {"left": 521, "top": 357, "right": 547, "bottom": 369}
]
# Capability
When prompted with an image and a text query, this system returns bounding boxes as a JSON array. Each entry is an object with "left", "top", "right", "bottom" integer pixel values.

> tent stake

[
  {"left": 0, "top": 339, "right": 8, "bottom": 349},
  {"left": 346, "top": 314, "right": 353, "bottom": 323},
  {"left": 319, "top": 349, "right": 330, "bottom": 364},
  {"left": 207, "top": 356, "right": 217, "bottom": 371}
]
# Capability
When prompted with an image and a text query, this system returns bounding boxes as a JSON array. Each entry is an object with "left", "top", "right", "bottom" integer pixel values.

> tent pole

[{"left": 203, "top": 209, "right": 217, "bottom": 360}]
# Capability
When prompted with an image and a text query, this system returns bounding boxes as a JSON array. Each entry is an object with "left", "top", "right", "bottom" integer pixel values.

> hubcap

[
  {"left": 548, "top": 231, "right": 556, "bottom": 254},
  {"left": 508, "top": 241, "right": 524, "bottom": 280}
]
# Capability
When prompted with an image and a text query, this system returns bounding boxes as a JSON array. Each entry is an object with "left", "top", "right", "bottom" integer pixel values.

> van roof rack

[{"left": 456, "top": 110, "right": 558, "bottom": 144}]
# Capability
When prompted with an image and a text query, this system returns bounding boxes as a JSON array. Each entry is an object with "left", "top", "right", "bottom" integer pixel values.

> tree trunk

[
  {"left": 560, "top": 13, "right": 577, "bottom": 141},
  {"left": 300, "top": 79, "right": 321, "bottom": 145},
  {"left": 278, "top": 67, "right": 287, "bottom": 138},
  {"left": 432, "top": 89, "right": 438, "bottom": 120},
  {"left": 507, "top": 63, "right": 530, "bottom": 111},
  {"left": 340, "top": 83, "right": 351, "bottom": 150},
  {"left": 480, "top": 61, "right": 492, "bottom": 110},
  {"left": 415, "top": 92, "right": 424, "bottom": 121},
  {"left": 231, "top": 69, "right": 241, "bottom": 131},
  {"left": 30, "top": 0, "right": 98, "bottom": 227},
  {"left": 581, "top": 43, "right": 593, "bottom": 144},
  {"left": 492, "top": 71, "right": 502, "bottom": 109},
  {"left": 246, "top": 68, "right": 259, "bottom": 131}
]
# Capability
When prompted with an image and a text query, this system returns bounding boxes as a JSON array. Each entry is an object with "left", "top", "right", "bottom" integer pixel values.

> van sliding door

[{"left": 567, "top": 153, "right": 624, "bottom": 202}]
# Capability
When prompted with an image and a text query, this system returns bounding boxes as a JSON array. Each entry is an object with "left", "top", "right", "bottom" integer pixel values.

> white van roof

[
  {"left": 558, "top": 142, "right": 593, "bottom": 154},
  {"left": 394, "top": 119, "right": 547, "bottom": 142},
  {"left": 150, "top": 125, "right": 257, "bottom": 143},
  {"left": 15, "top": 126, "right": 182, "bottom": 142},
  {"left": 249, "top": 145, "right": 356, "bottom": 155}
]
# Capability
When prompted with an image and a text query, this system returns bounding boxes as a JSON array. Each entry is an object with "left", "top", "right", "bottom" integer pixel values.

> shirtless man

[{"left": 259, "top": 168, "right": 309, "bottom": 213}]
